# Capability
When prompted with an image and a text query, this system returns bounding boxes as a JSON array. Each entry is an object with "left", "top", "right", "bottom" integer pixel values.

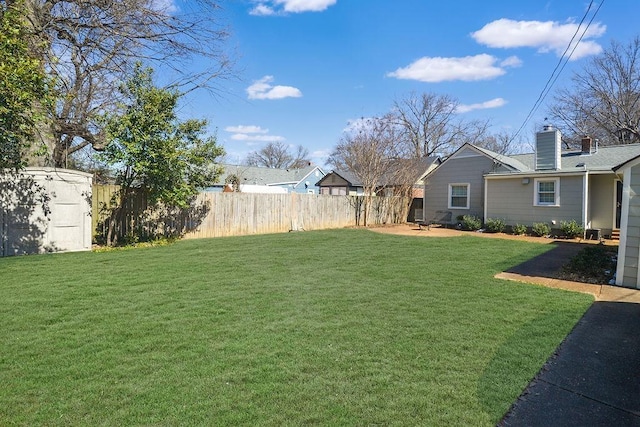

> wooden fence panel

[{"left": 92, "top": 185, "right": 409, "bottom": 242}]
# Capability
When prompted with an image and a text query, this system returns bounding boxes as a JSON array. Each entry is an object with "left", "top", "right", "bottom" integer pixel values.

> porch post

[
  {"left": 582, "top": 171, "right": 589, "bottom": 237},
  {"left": 483, "top": 176, "right": 488, "bottom": 222}
]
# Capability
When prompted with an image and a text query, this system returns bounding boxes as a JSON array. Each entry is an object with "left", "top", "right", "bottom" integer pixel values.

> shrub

[
  {"left": 560, "top": 219, "right": 584, "bottom": 239},
  {"left": 461, "top": 214, "right": 482, "bottom": 231},
  {"left": 561, "top": 245, "right": 617, "bottom": 284},
  {"left": 484, "top": 218, "right": 506, "bottom": 233},
  {"left": 531, "top": 222, "right": 551, "bottom": 237},
  {"left": 512, "top": 223, "right": 527, "bottom": 235}
]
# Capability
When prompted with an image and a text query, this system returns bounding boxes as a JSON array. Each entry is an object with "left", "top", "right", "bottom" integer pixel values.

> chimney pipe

[{"left": 535, "top": 126, "right": 561, "bottom": 170}]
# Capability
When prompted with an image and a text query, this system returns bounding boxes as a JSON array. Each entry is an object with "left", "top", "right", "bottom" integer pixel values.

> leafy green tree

[
  {"left": 0, "top": 0, "right": 49, "bottom": 170},
  {"left": 101, "top": 64, "right": 224, "bottom": 245}
]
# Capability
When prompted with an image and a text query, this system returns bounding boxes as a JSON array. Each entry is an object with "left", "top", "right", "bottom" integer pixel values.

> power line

[{"left": 511, "top": 0, "right": 604, "bottom": 141}]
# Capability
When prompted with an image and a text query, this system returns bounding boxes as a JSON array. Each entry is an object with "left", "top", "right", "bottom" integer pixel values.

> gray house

[
  {"left": 423, "top": 126, "right": 640, "bottom": 238},
  {"left": 423, "top": 144, "right": 526, "bottom": 225}
]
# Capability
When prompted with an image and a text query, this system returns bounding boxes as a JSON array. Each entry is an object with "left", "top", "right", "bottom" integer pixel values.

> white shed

[
  {"left": 1, "top": 167, "right": 93, "bottom": 256},
  {"left": 613, "top": 156, "right": 640, "bottom": 288}
]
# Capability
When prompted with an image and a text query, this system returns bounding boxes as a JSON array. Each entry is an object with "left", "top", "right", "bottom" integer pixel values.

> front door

[{"left": 616, "top": 180, "right": 623, "bottom": 229}]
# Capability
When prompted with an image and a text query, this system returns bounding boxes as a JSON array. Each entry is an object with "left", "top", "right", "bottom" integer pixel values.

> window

[
  {"left": 534, "top": 178, "right": 560, "bottom": 206},
  {"left": 448, "top": 183, "right": 470, "bottom": 209}
]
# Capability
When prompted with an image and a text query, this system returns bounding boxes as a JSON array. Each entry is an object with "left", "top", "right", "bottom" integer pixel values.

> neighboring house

[
  {"left": 382, "top": 157, "right": 441, "bottom": 222},
  {"left": 208, "top": 163, "right": 326, "bottom": 194},
  {"left": 318, "top": 157, "right": 440, "bottom": 197},
  {"left": 315, "top": 170, "right": 364, "bottom": 196},
  {"left": 318, "top": 157, "right": 440, "bottom": 221},
  {"left": 423, "top": 126, "right": 640, "bottom": 239},
  {"left": 612, "top": 156, "right": 640, "bottom": 289}
]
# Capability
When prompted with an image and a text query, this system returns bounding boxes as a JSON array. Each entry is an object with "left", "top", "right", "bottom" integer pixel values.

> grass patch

[{"left": 0, "top": 229, "right": 592, "bottom": 425}]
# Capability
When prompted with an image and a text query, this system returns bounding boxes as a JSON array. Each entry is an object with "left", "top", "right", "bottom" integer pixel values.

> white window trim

[
  {"left": 448, "top": 183, "right": 470, "bottom": 209},
  {"left": 534, "top": 177, "right": 560, "bottom": 207}
]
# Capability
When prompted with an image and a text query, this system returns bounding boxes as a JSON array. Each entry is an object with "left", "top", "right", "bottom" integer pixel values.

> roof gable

[
  {"left": 427, "top": 143, "right": 527, "bottom": 178},
  {"left": 316, "top": 170, "right": 362, "bottom": 187}
]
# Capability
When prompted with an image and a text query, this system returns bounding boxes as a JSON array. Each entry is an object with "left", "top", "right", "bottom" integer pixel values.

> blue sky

[{"left": 175, "top": 1, "right": 639, "bottom": 167}]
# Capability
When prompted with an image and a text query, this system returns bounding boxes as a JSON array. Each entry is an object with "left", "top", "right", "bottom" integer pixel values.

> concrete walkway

[
  {"left": 499, "top": 302, "right": 640, "bottom": 426},
  {"left": 497, "top": 242, "right": 640, "bottom": 425},
  {"left": 495, "top": 241, "right": 640, "bottom": 303}
]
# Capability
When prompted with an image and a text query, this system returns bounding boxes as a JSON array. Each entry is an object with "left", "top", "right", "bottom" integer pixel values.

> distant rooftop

[{"left": 215, "top": 164, "right": 324, "bottom": 186}]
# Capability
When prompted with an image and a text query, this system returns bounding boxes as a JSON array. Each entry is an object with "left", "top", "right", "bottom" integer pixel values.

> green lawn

[{"left": 0, "top": 229, "right": 593, "bottom": 425}]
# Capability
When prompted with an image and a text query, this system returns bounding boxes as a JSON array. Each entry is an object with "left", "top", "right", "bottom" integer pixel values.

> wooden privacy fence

[{"left": 92, "top": 185, "right": 409, "bottom": 242}]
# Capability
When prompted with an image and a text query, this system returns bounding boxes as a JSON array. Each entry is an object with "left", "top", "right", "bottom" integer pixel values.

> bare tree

[
  {"left": 549, "top": 36, "right": 640, "bottom": 147},
  {"left": 20, "top": 0, "right": 232, "bottom": 167},
  {"left": 328, "top": 117, "right": 396, "bottom": 226},
  {"left": 245, "top": 142, "right": 310, "bottom": 169},
  {"left": 475, "top": 131, "right": 521, "bottom": 155},
  {"left": 390, "top": 92, "right": 490, "bottom": 158}
]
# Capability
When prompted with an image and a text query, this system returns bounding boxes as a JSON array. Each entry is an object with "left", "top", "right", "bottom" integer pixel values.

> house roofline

[
  {"left": 426, "top": 143, "right": 524, "bottom": 180},
  {"left": 613, "top": 153, "right": 640, "bottom": 172},
  {"left": 295, "top": 166, "right": 326, "bottom": 186},
  {"left": 484, "top": 170, "right": 589, "bottom": 179}
]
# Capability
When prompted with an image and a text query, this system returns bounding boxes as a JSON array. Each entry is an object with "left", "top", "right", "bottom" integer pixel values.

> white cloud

[
  {"left": 231, "top": 134, "right": 286, "bottom": 142},
  {"left": 387, "top": 54, "right": 508, "bottom": 83},
  {"left": 249, "top": 4, "right": 276, "bottom": 16},
  {"left": 311, "top": 149, "right": 330, "bottom": 159},
  {"left": 277, "top": 0, "right": 336, "bottom": 12},
  {"left": 500, "top": 55, "right": 523, "bottom": 68},
  {"left": 225, "top": 124, "right": 285, "bottom": 143},
  {"left": 247, "top": 76, "right": 303, "bottom": 100},
  {"left": 249, "top": 0, "right": 336, "bottom": 15},
  {"left": 150, "top": 0, "right": 178, "bottom": 14},
  {"left": 471, "top": 18, "right": 606, "bottom": 60},
  {"left": 224, "top": 125, "right": 268, "bottom": 134},
  {"left": 456, "top": 98, "right": 507, "bottom": 114}
]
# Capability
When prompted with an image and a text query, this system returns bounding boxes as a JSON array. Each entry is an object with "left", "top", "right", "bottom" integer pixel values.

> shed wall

[{"left": 1, "top": 168, "right": 92, "bottom": 256}]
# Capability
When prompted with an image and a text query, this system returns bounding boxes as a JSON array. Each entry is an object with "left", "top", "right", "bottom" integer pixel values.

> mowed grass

[{"left": 0, "top": 229, "right": 593, "bottom": 425}]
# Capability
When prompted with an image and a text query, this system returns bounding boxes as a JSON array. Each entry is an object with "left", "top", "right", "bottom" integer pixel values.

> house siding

[
  {"left": 485, "top": 175, "right": 584, "bottom": 226},
  {"left": 588, "top": 174, "right": 616, "bottom": 234},
  {"left": 423, "top": 147, "right": 495, "bottom": 222},
  {"left": 621, "top": 166, "right": 640, "bottom": 287},
  {"left": 535, "top": 129, "right": 561, "bottom": 170}
]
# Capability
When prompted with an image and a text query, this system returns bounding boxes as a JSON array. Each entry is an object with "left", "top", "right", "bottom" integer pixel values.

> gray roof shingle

[
  {"left": 215, "top": 164, "right": 323, "bottom": 186},
  {"left": 494, "top": 144, "right": 640, "bottom": 174}
]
